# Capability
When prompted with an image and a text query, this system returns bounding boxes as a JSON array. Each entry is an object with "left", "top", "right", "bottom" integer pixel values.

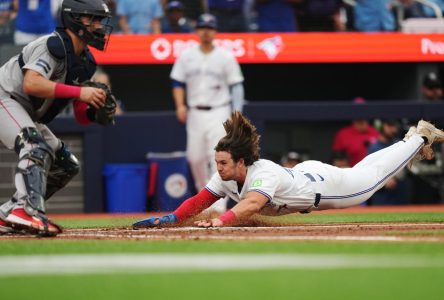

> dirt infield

[
  {"left": 55, "top": 205, "right": 444, "bottom": 242},
  {"left": 47, "top": 204, "right": 444, "bottom": 220},
  {"left": 1, "top": 205, "right": 443, "bottom": 241},
  {"left": 51, "top": 222, "right": 443, "bottom": 242}
]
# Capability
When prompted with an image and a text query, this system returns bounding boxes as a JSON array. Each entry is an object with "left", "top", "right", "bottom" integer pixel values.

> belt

[
  {"left": 314, "top": 193, "right": 321, "bottom": 208},
  {"left": 192, "top": 102, "right": 231, "bottom": 111},
  {"left": 299, "top": 193, "right": 321, "bottom": 214}
]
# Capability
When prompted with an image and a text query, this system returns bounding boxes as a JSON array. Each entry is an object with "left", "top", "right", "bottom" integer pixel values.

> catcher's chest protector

[{"left": 37, "top": 28, "right": 97, "bottom": 123}]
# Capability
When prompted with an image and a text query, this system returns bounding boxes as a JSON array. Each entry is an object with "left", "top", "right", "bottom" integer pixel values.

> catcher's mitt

[{"left": 81, "top": 81, "right": 117, "bottom": 126}]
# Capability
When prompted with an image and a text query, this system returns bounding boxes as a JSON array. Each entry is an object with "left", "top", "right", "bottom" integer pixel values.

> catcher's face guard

[
  {"left": 66, "top": 13, "right": 113, "bottom": 50},
  {"left": 61, "top": 0, "right": 113, "bottom": 51}
]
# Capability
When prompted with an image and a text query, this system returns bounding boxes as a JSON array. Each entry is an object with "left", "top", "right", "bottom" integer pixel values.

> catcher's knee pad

[
  {"left": 14, "top": 127, "right": 55, "bottom": 215},
  {"left": 45, "top": 142, "right": 80, "bottom": 200}
]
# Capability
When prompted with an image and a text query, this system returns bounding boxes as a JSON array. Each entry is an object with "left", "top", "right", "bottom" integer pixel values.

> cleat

[
  {"left": 419, "top": 145, "right": 434, "bottom": 160},
  {"left": 417, "top": 120, "right": 444, "bottom": 145},
  {"left": 0, "top": 218, "right": 14, "bottom": 234},
  {"left": 414, "top": 120, "right": 444, "bottom": 161},
  {"left": 6, "top": 208, "right": 62, "bottom": 237},
  {"left": 403, "top": 126, "right": 416, "bottom": 142},
  {"left": 403, "top": 126, "right": 431, "bottom": 164}
]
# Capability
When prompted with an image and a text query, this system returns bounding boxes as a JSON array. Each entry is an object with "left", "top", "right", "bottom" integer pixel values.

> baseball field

[{"left": 1, "top": 205, "right": 444, "bottom": 300}]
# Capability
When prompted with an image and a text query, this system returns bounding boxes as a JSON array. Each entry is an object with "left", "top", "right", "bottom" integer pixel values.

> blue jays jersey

[{"left": 205, "top": 159, "right": 317, "bottom": 215}]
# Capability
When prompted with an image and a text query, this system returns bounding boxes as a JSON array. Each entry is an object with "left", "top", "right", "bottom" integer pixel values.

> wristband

[
  {"left": 218, "top": 210, "right": 236, "bottom": 225},
  {"left": 54, "top": 83, "right": 81, "bottom": 99}
]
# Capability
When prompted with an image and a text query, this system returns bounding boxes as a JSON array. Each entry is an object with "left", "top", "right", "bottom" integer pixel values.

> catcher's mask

[{"left": 61, "top": 0, "right": 113, "bottom": 51}]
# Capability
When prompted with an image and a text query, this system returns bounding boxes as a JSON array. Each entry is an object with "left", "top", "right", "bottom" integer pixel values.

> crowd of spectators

[{"left": 1, "top": 0, "right": 444, "bottom": 41}]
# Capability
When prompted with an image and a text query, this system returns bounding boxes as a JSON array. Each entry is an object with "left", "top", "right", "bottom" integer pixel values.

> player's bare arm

[
  {"left": 195, "top": 191, "right": 269, "bottom": 228},
  {"left": 118, "top": 15, "right": 132, "bottom": 34},
  {"left": 23, "top": 70, "right": 106, "bottom": 109},
  {"left": 173, "top": 86, "right": 187, "bottom": 123},
  {"left": 151, "top": 18, "right": 161, "bottom": 34}
]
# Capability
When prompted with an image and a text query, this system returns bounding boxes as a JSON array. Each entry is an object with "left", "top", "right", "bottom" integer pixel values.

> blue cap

[
  {"left": 167, "top": 1, "right": 184, "bottom": 11},
  {"left": 196, "top": 13, "right": 217, "bottom": 30}
]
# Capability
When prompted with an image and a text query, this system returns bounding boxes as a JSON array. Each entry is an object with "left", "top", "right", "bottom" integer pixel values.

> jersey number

[{"left": 304, "top": 173, "right": 325, "bottom": 182}]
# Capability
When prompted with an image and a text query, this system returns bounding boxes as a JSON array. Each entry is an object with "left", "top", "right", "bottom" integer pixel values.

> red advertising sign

[{"left": 91, "top": 33, "right": 444, "bottom": 64}]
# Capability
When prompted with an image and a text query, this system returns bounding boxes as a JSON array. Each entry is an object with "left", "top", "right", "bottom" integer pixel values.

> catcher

[
  {"left": 0, "top": 0, "right": 116, "bottom": 236},
  {"left": 133, "top": 112, "right": 444, "bottom": 228}
]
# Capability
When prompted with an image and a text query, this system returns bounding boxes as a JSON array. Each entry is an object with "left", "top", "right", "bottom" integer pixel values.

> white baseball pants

[
  {"left": 294, "top": 134, "right": 424, "bottom": 209},
  {"left": 186, "top": 106, "right": 231, "bottom": 191},
  {"left": 0, "top": 96, "right": 61, "bottom": 212}
]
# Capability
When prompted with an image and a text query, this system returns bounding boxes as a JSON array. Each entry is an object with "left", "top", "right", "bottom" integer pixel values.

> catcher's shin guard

[
  {"left": 14, "top": 128, "right": 55, "bottom": 216},
  {"left": 45, "top": 142, "right": 80, "bottom": 200}
]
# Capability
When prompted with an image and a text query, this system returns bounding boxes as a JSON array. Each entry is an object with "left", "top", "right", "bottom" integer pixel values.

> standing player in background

[
  {"left": 133, "top": 112, "right": 444, "bottom": 228},
  {"left": 170, "top": 13, "right": 244, "bottom": 211},
  {"left": 0, "top": 0, "right": 115, "bottom": 236}
]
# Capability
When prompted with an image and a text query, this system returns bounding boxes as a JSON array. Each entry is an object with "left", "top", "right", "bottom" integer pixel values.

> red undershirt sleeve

[
  {"left": 73, "top": 100, "right": 92, "bottom": 125},
  {"left": 174, "top": 188, "right": 219, "bottom": 221}
]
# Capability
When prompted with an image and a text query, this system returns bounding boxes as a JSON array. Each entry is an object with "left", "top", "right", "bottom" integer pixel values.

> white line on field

[
  {"left": 70, "top": 223, "right": 444, "bottom": 233},
  {"left": 150, "top": 223, "right": 444, "bottom": 231},
  {"left": 1, "top": 254, "right": 444, "bottom": 276},
  {"left": 55, "top": 233, "right": 442, "bottom": 242}
]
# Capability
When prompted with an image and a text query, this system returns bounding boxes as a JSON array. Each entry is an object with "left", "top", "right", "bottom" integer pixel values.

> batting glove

[{"left": 132, "top": 213, "right": 177, "bottom": 228}]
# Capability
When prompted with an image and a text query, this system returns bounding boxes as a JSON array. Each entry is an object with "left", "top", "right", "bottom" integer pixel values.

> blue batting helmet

[{"left": 196, "top": 13, "right": 217, "bottom": 30}]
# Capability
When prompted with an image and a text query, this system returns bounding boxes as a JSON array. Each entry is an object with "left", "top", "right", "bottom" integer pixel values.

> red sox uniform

[{"left": 0, "top": 0, "right": 112, "bottom": 235}]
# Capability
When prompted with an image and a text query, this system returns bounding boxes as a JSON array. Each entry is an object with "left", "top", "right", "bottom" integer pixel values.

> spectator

[
  {"left": 298, "top": 0, "right": 345, "bottom": 32},
  {"left": 161, "top": 1, "right": 192, "bottom": 33},
  {"left": 406, "top": 72, "right": 444, "bottom": 203},
  {"left": 332, "top": 118, "right": 379, "bottom": 166},
  {"left": 179, "top": 0, "right": 204, "bottom": 25},
  {"left": 421, "top": 72, "right": 443, "bottom": 102},
  {"left": 332, "top": 98, "right": 380, "bottom": 166},
  {"left": 329, "top": 150, "right": 350, "bottom": 168},
  {"left": 354, "top": 0, "right": 396, "bottom": 32},
  {"left": 13, "top": 0, "right": 61, "bottom": 45},
  {"left": 0, "top": 0, "right": 13, "bottom": 24},
  {"left": 0, "top": 0, "right": 14, "bottom": 44},
  {"left": 400, "top": 0, "right": 444, "bottom": 18},
  {"left": 208, "top": 0, "right": 247, "bottom": 32},
  {"left": 255, "top": 0, "right": 299, "bottom": 32},
  {"left": 280, "top": 151, "right": 303, "bottom": 168},
  {"left": 367, "top": 119, "right": 409, "bottom": 205},
  {"left": 117, "top": 0, "right": 163, "bottom": 34}
]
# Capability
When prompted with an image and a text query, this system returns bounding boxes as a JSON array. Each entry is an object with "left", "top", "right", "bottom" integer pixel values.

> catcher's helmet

[
  {"left": 196, "top": 13, "right": 217, "bottom": 30},
  {"left": 61, "top": 0, "right": 113, "bottom": 50}
]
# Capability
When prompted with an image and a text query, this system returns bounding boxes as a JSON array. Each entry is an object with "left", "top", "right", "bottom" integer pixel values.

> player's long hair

[{"left": 215, "top": 111, "right": 260, "bottom": 166}]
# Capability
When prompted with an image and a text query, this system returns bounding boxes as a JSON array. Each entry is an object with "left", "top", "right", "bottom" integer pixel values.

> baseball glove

[{"left": 81, "top": 81, "right": 117, "bottom": 126}]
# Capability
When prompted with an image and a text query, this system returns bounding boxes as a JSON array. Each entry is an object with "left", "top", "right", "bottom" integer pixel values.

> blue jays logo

[{"left": 257, "top": 36, "right": 284, "bottom": 60}]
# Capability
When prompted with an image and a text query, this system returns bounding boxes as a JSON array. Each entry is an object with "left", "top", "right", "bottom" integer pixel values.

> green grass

[
  {"left": 1, "top": 268, "right": 443, "bottom": 300},
  {"left": 1, "top": 240, "right": 444, "bottom": 256},
  {"left": 1, "top": 211, "right": 443, "bottom": 300},
  {"left": 273, "top": 212, "right": 444, "bottom": 223}
]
